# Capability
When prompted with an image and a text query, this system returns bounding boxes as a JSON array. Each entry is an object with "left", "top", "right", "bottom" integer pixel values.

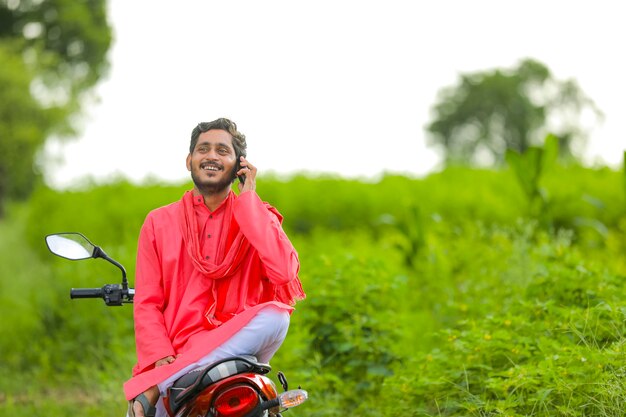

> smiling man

[
  {"left": 187, "top": 127, "right": 243, "bottom": 203},
  {"left": 124, "top": 118, "right": 305, "bottom": 417}
]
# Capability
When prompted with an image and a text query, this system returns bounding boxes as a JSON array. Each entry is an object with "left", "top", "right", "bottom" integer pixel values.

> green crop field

[{"left": 1, "top": 162, "right": 625, "bottom": 416}]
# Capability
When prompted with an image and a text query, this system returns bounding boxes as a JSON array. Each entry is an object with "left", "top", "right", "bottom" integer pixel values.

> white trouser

[{"left": 147, "top": 308, "right": 290, "bottom": 417}]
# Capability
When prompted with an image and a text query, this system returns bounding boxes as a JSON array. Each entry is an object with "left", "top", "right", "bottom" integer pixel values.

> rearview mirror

[{"left": 45, "top": 233, "right": 96, "bottom": 260}]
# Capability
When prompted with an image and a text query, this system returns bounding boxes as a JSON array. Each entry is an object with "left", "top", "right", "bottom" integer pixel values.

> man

[{"left": 125, "top": 118, "right": 305, "bottom": 417}]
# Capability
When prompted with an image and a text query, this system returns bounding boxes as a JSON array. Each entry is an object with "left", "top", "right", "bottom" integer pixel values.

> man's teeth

[{"left": 203, "top": 165, "right": 219, "bottom": 171}]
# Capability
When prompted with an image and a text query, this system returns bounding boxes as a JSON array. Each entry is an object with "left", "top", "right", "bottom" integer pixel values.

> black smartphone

[{"left": 236, "top": 159, "right": 245, "bottom": 184}]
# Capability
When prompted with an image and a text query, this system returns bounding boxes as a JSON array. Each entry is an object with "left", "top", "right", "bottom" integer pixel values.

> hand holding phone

[{"left": 236, "top": 156, "right": 256, "bottom": 193}]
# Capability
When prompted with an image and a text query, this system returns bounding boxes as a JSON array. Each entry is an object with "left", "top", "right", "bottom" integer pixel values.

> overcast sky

[{"left": 44, "top": 0, "right": 625, "bottom": 189}]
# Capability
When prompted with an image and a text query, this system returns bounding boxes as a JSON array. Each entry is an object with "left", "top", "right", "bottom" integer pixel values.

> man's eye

[
  {"left": 197, "top": 146, "right": 208, "bottom": 153},
  {"left": 218, "top": 148, "right": 230, "bottom": 154}
]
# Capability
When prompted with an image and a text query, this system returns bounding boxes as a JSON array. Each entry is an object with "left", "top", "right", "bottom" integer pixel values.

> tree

[
  {"left": 425, "top": 58, "right": 602, "bottom": 166},
  {"left": 0, "top": 0, "right": 112, "bottom": 215}
]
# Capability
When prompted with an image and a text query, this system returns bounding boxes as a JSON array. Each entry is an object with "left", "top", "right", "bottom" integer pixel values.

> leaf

[
  {"left": 542, "top": 133, "right": 560, "bottom": 172},
  {"left": 506, "top": 148, "right": 542, "bottom": 199},
  {"left": 623, "top": 150, "right": 626, "bottom": 195},
  {"left": 506, "top": 150, "right": 531, "bottom": 197},
  {"left": 367, "top": 364, "right": 394, "bottom": 377}
]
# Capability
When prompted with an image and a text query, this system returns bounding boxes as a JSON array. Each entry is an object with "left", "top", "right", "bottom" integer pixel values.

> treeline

[{"left": 26, "top": 163, "right": 624, "bottom": 248}]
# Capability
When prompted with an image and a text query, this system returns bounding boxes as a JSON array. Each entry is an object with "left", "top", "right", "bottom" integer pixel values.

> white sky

[{"left": 44, "top": 0, "right": 626, "bottom": 189}]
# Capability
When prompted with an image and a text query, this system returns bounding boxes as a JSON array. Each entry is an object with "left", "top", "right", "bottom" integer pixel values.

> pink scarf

[
  {"left": 178, "top": 190, "right": 249, "bottom": 280},
  {"left": 178, "top": 190, "right": 305, "bottom": 329}
]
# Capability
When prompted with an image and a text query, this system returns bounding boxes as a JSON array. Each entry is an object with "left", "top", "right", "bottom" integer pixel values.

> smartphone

[{"left": 235, "top": 158, "right": 245, "bottom": 184}]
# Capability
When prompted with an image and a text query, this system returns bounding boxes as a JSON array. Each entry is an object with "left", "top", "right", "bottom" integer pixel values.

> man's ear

[{"left": 186, "top": 154, "right": 192, "bottom": 171}]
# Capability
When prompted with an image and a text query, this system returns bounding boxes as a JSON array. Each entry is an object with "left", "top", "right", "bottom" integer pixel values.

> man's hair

[{"left": 190, "top": 118, "right": 247, "bottom": 159}]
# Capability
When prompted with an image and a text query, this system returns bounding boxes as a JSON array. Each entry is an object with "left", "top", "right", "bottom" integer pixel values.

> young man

[{"left": 125, "top": 118, "right": 305, "bottom": 417}]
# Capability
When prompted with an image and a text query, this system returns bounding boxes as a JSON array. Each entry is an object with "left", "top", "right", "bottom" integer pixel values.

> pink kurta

[{"left": 123, "top": 190, "right": 305, "bottom": 400}]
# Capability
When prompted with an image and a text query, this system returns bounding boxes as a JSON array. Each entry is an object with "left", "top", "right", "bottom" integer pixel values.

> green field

[{"left": 1, "top": 163, "right": 625, "bottom": 416}]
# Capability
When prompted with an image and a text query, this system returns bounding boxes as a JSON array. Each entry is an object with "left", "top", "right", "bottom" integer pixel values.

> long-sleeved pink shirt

[{"left": 123, "top": 190, "right": 304, "bottom": 400}]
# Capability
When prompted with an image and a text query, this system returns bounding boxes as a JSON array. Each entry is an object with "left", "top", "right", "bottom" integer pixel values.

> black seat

[{"left": 166, "top": 355, "right": 271, "bottom": 414}]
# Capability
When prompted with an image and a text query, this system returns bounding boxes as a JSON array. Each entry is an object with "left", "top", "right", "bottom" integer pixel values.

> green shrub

[{"left": 380, "top": 225, "right": 626, "bottom": 417}]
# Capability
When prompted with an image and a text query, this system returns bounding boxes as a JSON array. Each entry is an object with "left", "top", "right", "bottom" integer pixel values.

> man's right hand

[{"left": 155, "top": 355, "right": 177, "bottom": 367}]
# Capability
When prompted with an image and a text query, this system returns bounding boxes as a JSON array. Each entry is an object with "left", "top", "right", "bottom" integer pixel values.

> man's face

[{"left": 186, "top": 129, "right": 238, "bottom": 194}]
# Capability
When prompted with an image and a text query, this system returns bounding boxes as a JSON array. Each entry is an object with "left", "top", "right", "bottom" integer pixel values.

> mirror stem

[{"left": 93, "top": 246, "right": 129, "bottom": 291}]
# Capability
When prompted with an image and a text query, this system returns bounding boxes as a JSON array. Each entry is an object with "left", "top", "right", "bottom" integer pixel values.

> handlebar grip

[{"left": 70, "top": 288, "right": 104, "bottom": 299}]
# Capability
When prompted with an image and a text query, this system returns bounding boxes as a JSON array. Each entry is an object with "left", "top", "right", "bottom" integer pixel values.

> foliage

[
  {"left": 0, "top": 0, "right": 112, "bottom": 214},
  {"left": 0, "top": 43, "right": 48, "bottom": 207},
  {"left": 506, "top": 133, "right": 559, "bottom": 222},
  {"left": 0, "top": 0, "right": 112, "bottom": 104},
  {"left": 300, "top": 234, "right": 402, "bottom": 412},
  {"left": 0, "top": 164, "right": 625, "bottom": 416},
  {"left": 381, "top": 227, "right": 626, "bottom": 416},
  {"left": 426, "top": 58, "right": 601, "bottom": 166}
]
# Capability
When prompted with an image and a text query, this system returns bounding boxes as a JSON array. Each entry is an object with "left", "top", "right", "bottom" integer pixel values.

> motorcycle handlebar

[
  {"left": 70, "top": 284, "right": 133, "bottom": 306},
  {"left": 70, "top": 288, "right": 104, "bottom": 299}
]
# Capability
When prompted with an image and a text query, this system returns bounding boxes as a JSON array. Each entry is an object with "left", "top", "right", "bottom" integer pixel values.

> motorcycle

[{"left": 45, "top": 232, "right": 308, "bottom": 417}]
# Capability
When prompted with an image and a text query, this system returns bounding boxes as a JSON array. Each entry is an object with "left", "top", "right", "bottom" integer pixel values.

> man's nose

[{"left": 206, "top": 148, "right": 220, "bottom": 159}]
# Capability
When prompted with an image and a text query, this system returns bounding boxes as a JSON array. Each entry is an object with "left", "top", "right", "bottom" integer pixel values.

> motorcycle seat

[{"left": 166, "top": 355, "right": 271, "bottom": 414}]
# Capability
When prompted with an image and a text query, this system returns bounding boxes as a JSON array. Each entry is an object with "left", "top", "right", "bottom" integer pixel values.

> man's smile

[{"left": 200, "top": 162, "right": 223, "bottom": 172}]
